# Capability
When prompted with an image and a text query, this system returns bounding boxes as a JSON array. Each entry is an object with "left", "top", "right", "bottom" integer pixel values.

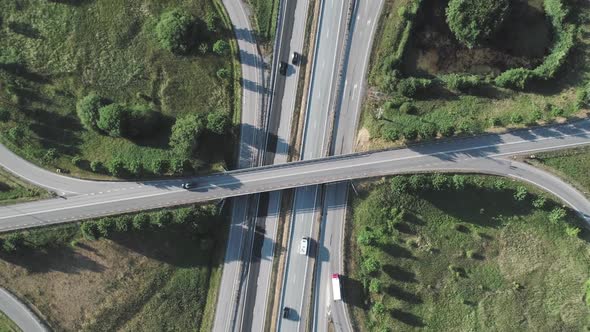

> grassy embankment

[
  {"left": 346, "top": 174, "right": 590, "bottom": 331},
  {"left": 360, "top": 0, "right": 590, "bottom": 150},
  {"left": 249, "top": 0, "right": 280, "bottom": 45},
  {"left": 530, "top": 146, "right": 590, "bottom": 193},
  {"left": 0, "top": 311, "right": 21, "bottom": 332},
  {"left": 0, "top": 205, "right": 227, "bottom": 331},
  {"left": 0, "top": 167, "right": 48, "bottom": 205},
  {"left": 0, "top": 0, "right": 238, "bottom": 179}
]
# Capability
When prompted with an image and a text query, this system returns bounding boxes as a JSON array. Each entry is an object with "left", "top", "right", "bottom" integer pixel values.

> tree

[
  {"left": 446, "top": 0, "right": 510, "bottom": 49},
  {"left": 151, "top": 159, "right": 169, "bottom": 175},
  {"left": 169, "top": 114, "right": 205, "bottom": 157},
  {"left": 127, "top": 160, "right": 143, "bottom": 176},
  {"left": 0, "top": 108, "right": 10, "bottom": 122},
  {"left": 432, "top": 173, "right": 449, "bottom": 190},
  {"left": 532, "top": 196, "right": 547, "bottom": 209},
  {"left": 212, "top": 40, "right": 230, "bottom": 55},
  {"left": 154, "top": 210, "right": 173, "bottom": 228},
  {"left": 452, "top": 174, "right": 466, "bottom": 190},
  {"left": 76, "top": 93, "right": 102, "bottom": 130},
  {"left": 362, "top": 257, "right": 381, "bottom": 276},
  {"left": 81, "top": 222, "right": 99, "bottom": 240},
  {"left": 156, "top": 9, "right": 194, "bottom": 54},
  {"left": 357, "top": 228, "right": 377, "bottom": 246},
  {"left": 217, "top": 68, "right": 230, "bottom": 80},
  {"left": 565, "top": 225, "right": 581, "bottom": 237},
  {"left": 97, "top": 104, "right": 126, "bottom": 137},
  {"left": 207, "top": 111, "right": 229, "bottom": 135}
]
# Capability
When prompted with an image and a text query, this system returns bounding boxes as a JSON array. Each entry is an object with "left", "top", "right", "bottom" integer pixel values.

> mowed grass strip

[
  {"left": 532, "top": 146, "right": 590, "bottom": 193},
  {"left": 346, "top": 175, "right": 590, "bottom": 331},
  {"left": 0, "top": 0, "right": 237, "bottom": 179}
]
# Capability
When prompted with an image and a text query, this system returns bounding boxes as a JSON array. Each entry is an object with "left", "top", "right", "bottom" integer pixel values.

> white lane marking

[{"left": 2, "top": 130, "right": 590, "bottom": 221}]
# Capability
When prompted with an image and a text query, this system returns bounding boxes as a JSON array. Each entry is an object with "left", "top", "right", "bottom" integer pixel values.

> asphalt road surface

[
  {"left": 314, "top": 0, "right": 385, "bottom": 330},
  {"left": 277, "top": 0, "right": 351, "bottom": 330},
  {"left": 0, "top": 288, "right": 47, "bottom": 332},
  {"left": 212, "top": 0, "right": 266, "bottom": 329},
  {"left": 2, "top": 121, "right": 590, "bottom": 230}
]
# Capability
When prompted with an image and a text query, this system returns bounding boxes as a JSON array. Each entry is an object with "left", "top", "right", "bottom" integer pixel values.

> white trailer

[{"left": 331, "top": 273, "right": 342, "bottom": 301}]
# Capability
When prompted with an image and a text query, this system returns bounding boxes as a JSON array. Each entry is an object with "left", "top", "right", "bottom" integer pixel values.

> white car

[{"left": 299, "top": 237, "right": 308, "bottom": 255}]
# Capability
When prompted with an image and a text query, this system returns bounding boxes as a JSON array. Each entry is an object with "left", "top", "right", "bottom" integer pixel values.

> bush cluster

[
  {"left": 76, "top": 93, "right": 162, "bottom": 139},
  {"left": 156, "top": 9, "right": 196, "bottom": 54},
  {"left": 446, "top": 0, "right": 511, "bottom": 49},
  {"left": 494, "top": 0, "right": 575, "bottom": 90},
  {"left": 439, "top": 73, "right": 483, "bottom": 91}
]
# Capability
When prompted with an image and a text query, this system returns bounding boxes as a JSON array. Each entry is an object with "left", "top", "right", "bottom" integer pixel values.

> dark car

[
  {"left": 291, "top": 52, "right": 300, "bottom": 65},
  {"left": 279, "top": 61, "right": 288, "bottom": 75},
  {"left": 181, "top": 182, "right": 195, "bottom": 189},
  {"left": 282, "top": 306, "right": 290, "bottom": 319}
]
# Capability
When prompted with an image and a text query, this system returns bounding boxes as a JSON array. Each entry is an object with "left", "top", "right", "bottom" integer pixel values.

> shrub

[
  {"left": 107, "top": 158, "right": 126, "bottom": 177},
  {"left": 362, "top": 257, "right": 381, "bottom": 275},
  {"left": 216, "top": 68, "right": 230, "bottom": 80},
  {"left": 207, "top": 111, "right": 230, "bottom": 135},
  {"left": 151, "top": 159, "right": 169, "bottom": 175},
  {"left": 390, "top": 177, "right": 409, "bottom": 195},
  {"left": 399, "top": 102, "right": 417, "bottom": 114},
  {"left": 2, "top": 233, "right": 25, "bottom": 253},
  {"left": 585, "top": 279, "right": 590, "bottom": 307},
  {"left": 514, "top": 186, "right": 528, "bottom": 201},
  {"left": 8, "top": 126, "right": 25, "bottom": 141},
  {"left": 132, "top": 214, "right": 151, "bottom": 230},
  {"left": 382, "top": 125, "right": 401, "bottom": 141},
  {"left": 97, "top": 104, "right": 126, "bottom": 137},
  {"left": 369, "top": 278, "right": 382, "bottom": 294},
  {"left": 127, "top": 160, "right": 143, "bottom": 176},
  {"left": 0, "top": 108, "right": 10, "bottom": 122},
  {"left": 90, "top": 161, "right": 103, "bottom": 173},
  {"left": 432, "top": 173, "right": 449, "bottom": 190},
  {"left": 212, "top": 40, "right": 230, "bottom": 55},
  {"left": 371, "top": 301, "right": 386, "bottom": 316},
  {"left": 76, "top": 93, "right": 103, "bottom": 130},
  {"left": 495, "top": 68, "right": 537, "bottom": 90},
  {"left": 439, "top": 123, "right": 456, "bottom": 137},
  {"left": 198, "top": 43, "right": 209, "bottom": 54},
  {"left": 357, "top": 228, "right": 377, "bottom": 246},
  {"left": 42, "top": 148, "right": 58, "bottom": 164},
  {"left": 396, "top": 77, "right": 433, "bottom": 97},
  {"left": 418, "top": 121, "right": 437, "bottom": 139},
  {"left": 532, "top": 196, "right": 547, "bottom": 208},
  {"left": 71, "top": 156, "right": 82, "bottom": 167},
  {"left": 446, "top": 0, "right": 510, "bottom": 48},
  {"left": 565, "top": 225, "right": 580, "bottom": 237},
  {"left": 81, "top": 222, "right": 99, "bottom": 240},
  {"left": 549, "top": 207, "right": 567, "bottom": 223},
  {"left": 440, "top": 73, "right": 482, "bottom": 91},
  {"left": 156, "top": 9, "right": 195, "bottom": 54},
  {"left": 452, "top": 174, "right": 466, "bottom": 190},
  {"left": 170, "top": 114, "right": 205, "bottom": 157},
  {"left": 153, "top": 210, "right": 174, "bottom": 228}
]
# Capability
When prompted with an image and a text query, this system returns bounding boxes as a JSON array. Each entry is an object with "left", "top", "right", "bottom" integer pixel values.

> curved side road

[
  {"left": 213, "top": 0, "right": 266, "bottom": 331},
  {"left": 1, "top": 121, "right": 590, "bottom": 227},
  {"left": 0, "top": 288, "right": 47, "bottom": 332}
]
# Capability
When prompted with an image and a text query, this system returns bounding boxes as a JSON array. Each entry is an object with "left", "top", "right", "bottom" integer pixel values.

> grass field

[
  {"left": 361, "top": 0, "right": 590, "bottom": 150},
  {"left": 0, "top": 167, "right": 48, "bottom": 205},
  {"left": 0, "top": 206, "right": 227, "bottom": 331},
  {"left": 532, "top": 146, "right": 590, "bottom": 193},
  {"left": 346, "top": 175, "right": 590, "bottom": 331},
  {"left": 0, "top": 0, "right": 238, "bottom": 179},
  {"left": 0, "top": 311, "right": 21, "bottom": 332}
]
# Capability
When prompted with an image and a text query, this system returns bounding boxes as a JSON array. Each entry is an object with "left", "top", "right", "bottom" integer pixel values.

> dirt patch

[
  {"left": 355, "top": 127, "right": 371, "bottom": 151},
  {"left": 403, "top": 0, "right": 552, "bottom": 76}
]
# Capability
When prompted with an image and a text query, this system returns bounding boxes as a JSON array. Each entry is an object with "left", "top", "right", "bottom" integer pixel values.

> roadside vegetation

[
  {"left": 0, "top": 311, "right": 21, "bottom": 332},
  {"left": 0, "top": 167, "right": 48, "bottom": 205},
  {"left": 529, "top": 145, "right": 590, "bottom": 192},
  {"left": 361, "top": 0, "right": 589, "bottom": 150},
  {"left": 0, "top": 205, "right": 226, "bottom": 331},
  {"left": 0, "top": 0, "right": 239, "bottom": 179},
  {"left": 346, "top": 174, "right": 590, "bottom": 331},
  {"left": 249, "top": 0, "right": 280, "bottom": 44}
]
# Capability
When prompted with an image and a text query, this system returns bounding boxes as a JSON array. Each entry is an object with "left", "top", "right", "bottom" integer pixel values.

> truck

[{"left": 331, "top": 273, "right": 342, "bottom": 301}]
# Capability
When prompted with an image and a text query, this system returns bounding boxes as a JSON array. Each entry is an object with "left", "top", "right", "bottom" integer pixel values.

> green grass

[
  {"left": 0, "top": 167, "right": 48, "bottom": 205},
  {"left": 249, "top": 0, "right": 280, "bottom": 43},
  {"left": 346, "top": 175, "right": 590, "bottom": 331},
  {"left": 363, "top": 0, "right": 590, "bottom": 147},
  {"left": 0, "top": 0, "right": 238, "bottom": 179},
  {"left": 0, "top": 311, "right": 21, "bottom": 332},
  {"left": 0, "top": 205, "right": 227, "bottom": 331},
  {"left": 532, "top": 146, "right": 590, "bottom": 193}
]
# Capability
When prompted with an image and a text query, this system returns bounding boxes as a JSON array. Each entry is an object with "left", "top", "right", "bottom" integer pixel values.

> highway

[
  {"left": 2, "top": 121, "right": 590, "bottom": 231},
  {"left": 240, "top": 0, "right": 312, "bottom": 328},
  {"left": 277, "top": 0, "right": 352, "bottom": 329},
  {"left": 313, "top": 0, "right": 385, "bottom": 330},
  {"left": 212, "top": 0, "right": 266, "bottom": 329}
]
